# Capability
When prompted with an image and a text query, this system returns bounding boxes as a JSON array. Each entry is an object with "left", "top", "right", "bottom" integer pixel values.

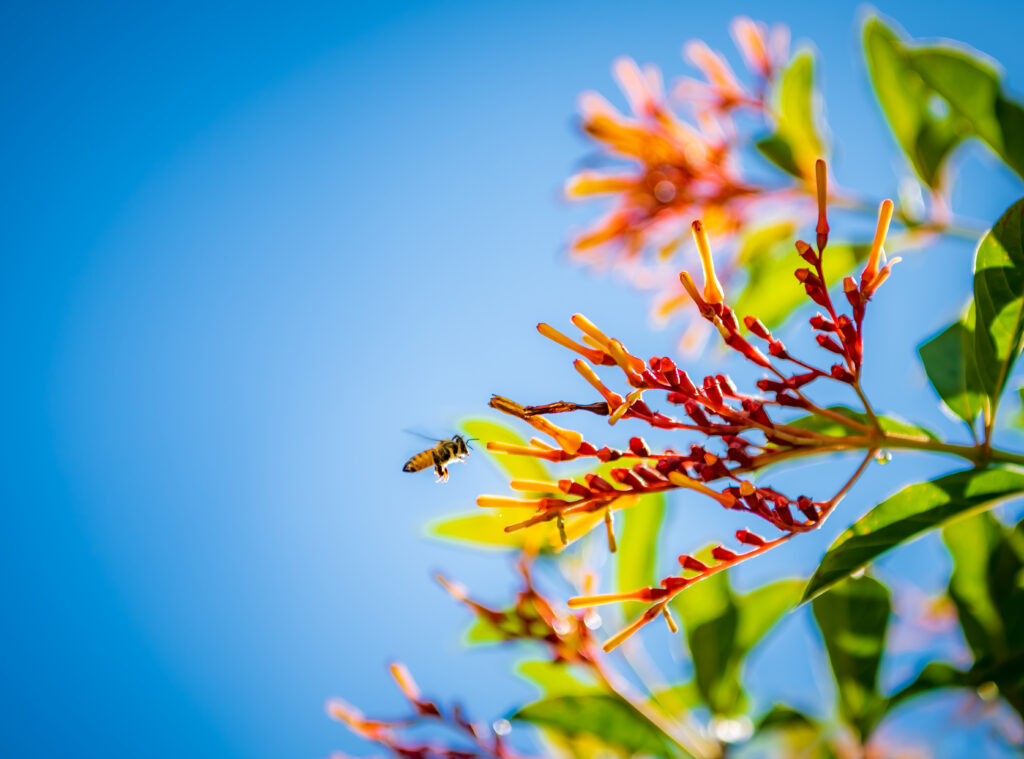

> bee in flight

[{"left": 402, "top": 434, "right": 475, "bottom": 482}]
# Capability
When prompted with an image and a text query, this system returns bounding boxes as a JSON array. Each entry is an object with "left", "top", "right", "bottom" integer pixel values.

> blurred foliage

[{"left": 756, "top": 50, "right": 827, "bottom": 180}]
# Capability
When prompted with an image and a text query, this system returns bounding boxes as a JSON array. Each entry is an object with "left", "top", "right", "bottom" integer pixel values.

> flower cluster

[
  {"left": 328, "top": 661, "right": 529, "bottom": 759},
  {"left": 481, "top": 161, "right": 901, "bottom": 650},
  {"left": 566, "top": 17, "right": 808, "bottom": 324},
  {"left": 327, "top": 564, "right": 618, "bottom": 759}
]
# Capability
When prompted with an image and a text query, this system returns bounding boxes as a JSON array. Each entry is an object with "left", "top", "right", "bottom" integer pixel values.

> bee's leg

[{"left": 434, "top": 462, "right": 448, "bottom": 482}]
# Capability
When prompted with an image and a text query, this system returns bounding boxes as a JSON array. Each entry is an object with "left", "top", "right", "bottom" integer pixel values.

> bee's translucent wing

[{"left": 402, "top": 428, "right": 446, "bottom": 442}]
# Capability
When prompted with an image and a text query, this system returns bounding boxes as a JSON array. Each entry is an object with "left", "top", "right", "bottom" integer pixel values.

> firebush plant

[{"left": 329, "top": 13, "right": 1024, "bottom": 758}]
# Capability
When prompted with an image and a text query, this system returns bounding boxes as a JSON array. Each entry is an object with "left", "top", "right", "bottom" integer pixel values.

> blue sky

[{"left": 4, "top": 1, "right": 1024, "bottom": 757}]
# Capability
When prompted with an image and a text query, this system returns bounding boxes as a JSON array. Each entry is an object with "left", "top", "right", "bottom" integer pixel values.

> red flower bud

[
  {"left": 679, "top": 554, "right": 709, "bottom": 573},
  {"left": 684, "top": 401, "right": 710, "bottom": 428},
  {"left": 775, "top": 393, "right": 806, "bottom": 407},
  {"left": 794, "top": 268, "right": 822, "bottom": 288},
  {"left": 629, "top": 437, "right": 649, "bottom": 456},
  {"left": 797, "top": 496, "right": 819, "bottom": 522},
  {"left": 711, "top": 545, "right": 738, "bottom": 562},
  {"left": 632, "top": 464, "right": 664, "bottom": 484},
  {"left": 743, "top": 315, "right": 771, "bottom": 339},
  {"left": 630, "top": 399, "right": 653, "bottom": 417},
  {"left": 830, "top": 364, "right": 855, "bottom": 383},
  {"left": 741, "top": 399, "right": 774, "bottom": 428},
  {"left": 843, "top": 276, "right": 860, "bottom": 308},
  {"left": 661, "top": 576, "right": 690, "bottom": 591},
  {"left": 703, "top": 376, "right": 724, "bottom": 406},
  {"left": 655, "top": 457, "right": 685, "bottom": 474},
  {"left": 677, "top": 371, "right": 698, "bottom": 396},
  {"left": 716, "top": 374, "right": 738, "bottom": 397},
  {"left": 809, "top": 313, "right": 835, "bottom": 331},
  {"left": 757, "top": 378, "right": 787, "bottom": 392},
  {"left": 560, "top": 480, "right": 593, "bottom": 498},
  {"left": 610, "top": 468, "right": 646, "bottom": 490},
  {"left": 585, "top": 473, "right": 616, "bottom": 492},
  {"left": 816, "top": 334, "right": 845, "bottom": 355},
  {"left": 736, "top": 529, "right": 766, "bottom": 546},
  {"left": 796, "top": 240, "right": 819, "bottom": 266},
  {"left": 768, "top": 339, "right": 788, "bottom": 359},
  {"left": 774, "top": 503, "right": 795, "bottom": 526},
  {"left": 789, "top": 371, "right": 820, "bottom": 388}
]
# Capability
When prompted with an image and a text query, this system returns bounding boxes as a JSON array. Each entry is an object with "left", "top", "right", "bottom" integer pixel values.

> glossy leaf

[
  {"left": 513, "top": 694, "right": 680, "bottom": 758},
  {"left": 971, "top": 198, "right": 1024, "bottom": 418},
  {"left": 461, "top": 419, "right": 550, "bottom": 482},
  {"left": 788, "top": 405, "right": 936, "bottom": 440},
  {"left": 910, "top": 47, "right": 1024, "bottom": 181},
  {"left": 943, "top": 513, "right": 1024, "bottom": 718},
  {"left": 863, "top": 17, "right": 963, "bottom": 189},
  {"left": 616, "top": 493, "right": 665, "bottom": 613},
  {"left": 812, "top": 576, "right": 890, "bottom": 739},
  {"left": 755, "top": 51, "right": 826, "bottom": 179},
  {"left": 803, "top": 468, "right": 1024, "bottom": 602},
  {"left": 918, "top": 318, "right": 983, "bottom": 430}
]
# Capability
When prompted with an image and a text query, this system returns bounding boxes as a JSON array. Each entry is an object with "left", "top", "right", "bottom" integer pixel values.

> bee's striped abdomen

[{"left": 403, "top": 449, "right": 435, "bottom": 473}]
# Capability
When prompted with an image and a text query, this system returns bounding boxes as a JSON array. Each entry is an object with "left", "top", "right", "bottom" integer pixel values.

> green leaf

[
  {"left": 918, "top": 318, "right": 984, "bottom": 430},
  {"left": 756, "top": 51, "right": 827, "bottom": 179},
  {"left": 735, "top": 580, "right": 802, "bottom": 652},
  {"left": 812, "top": 576, "right": 891, "bottom": 739},
  {"left": 616, "top": 493, "right": 665, "bottom": 613},
  {"left": 649, "top": 681, "right": 702, "bottom": 717},
  {"left": 971, "top": 198, "right": 1024, "bottom": 419},
  {"left": 910, "top": 47, "right": 1024, "bottom": 181},
  {"left": 516, "top": 660, "right": 601, "bottom": 698},
  {"left": 884, "top": 662, "right": 967, "bottom": 713},
  {"left": 788, "top": 405, "right": 936, "bottom": 440},
  {"left": 428, "top": 512, "right": 531, "bottom": 550},
  {"left": 943, "top": 513, "right": 1024, "bottom": 718},
  {"left": 513, "top": 695, "right": 680, "bottom": 758},
  {"left": 670, "top": 557, "right": 800, "bottom": 716},
  {"left": 461, "top": 419, "right": 550, "bottom": 482},
  {"left": 803, "top": 468, "right": 1024, "bottom": 602},
  {"left": 429, "top": 500, "right": 611, "bottom": 551},
  {"left": 863, "top": 17, "right": 964, "bottom": 189},
  {"left": 757, "top": 704, "right": 819, "bottom": 732},
  {"left": 668, "top": 550, "right": 740, "bottom": 714},
  {"left": 464, "top": 616, "right": 508, "bottom": 644},
  {"left": 943, "top": 512, "right": 1008, "bottom": 662},
  {"left": 735, "top": 242, "right": 867, "bottom": 328},
  {"left": 1016, "top": 387, "right": 1024, "bottom": 429}
]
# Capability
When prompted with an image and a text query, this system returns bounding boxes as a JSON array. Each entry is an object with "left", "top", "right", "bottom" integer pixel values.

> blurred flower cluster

[{"left": 566, "top": 18, "right": 822, "bottom": 334}]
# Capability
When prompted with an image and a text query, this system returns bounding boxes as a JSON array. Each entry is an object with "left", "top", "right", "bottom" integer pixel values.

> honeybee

[{"left": 402, "top": 434, "right": 474, "bottom": 482}]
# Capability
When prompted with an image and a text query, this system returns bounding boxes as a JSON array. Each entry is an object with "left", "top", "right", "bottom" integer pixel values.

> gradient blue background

[{"left": 4, "top": 1, "right": 1024, "bottom": 757}]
